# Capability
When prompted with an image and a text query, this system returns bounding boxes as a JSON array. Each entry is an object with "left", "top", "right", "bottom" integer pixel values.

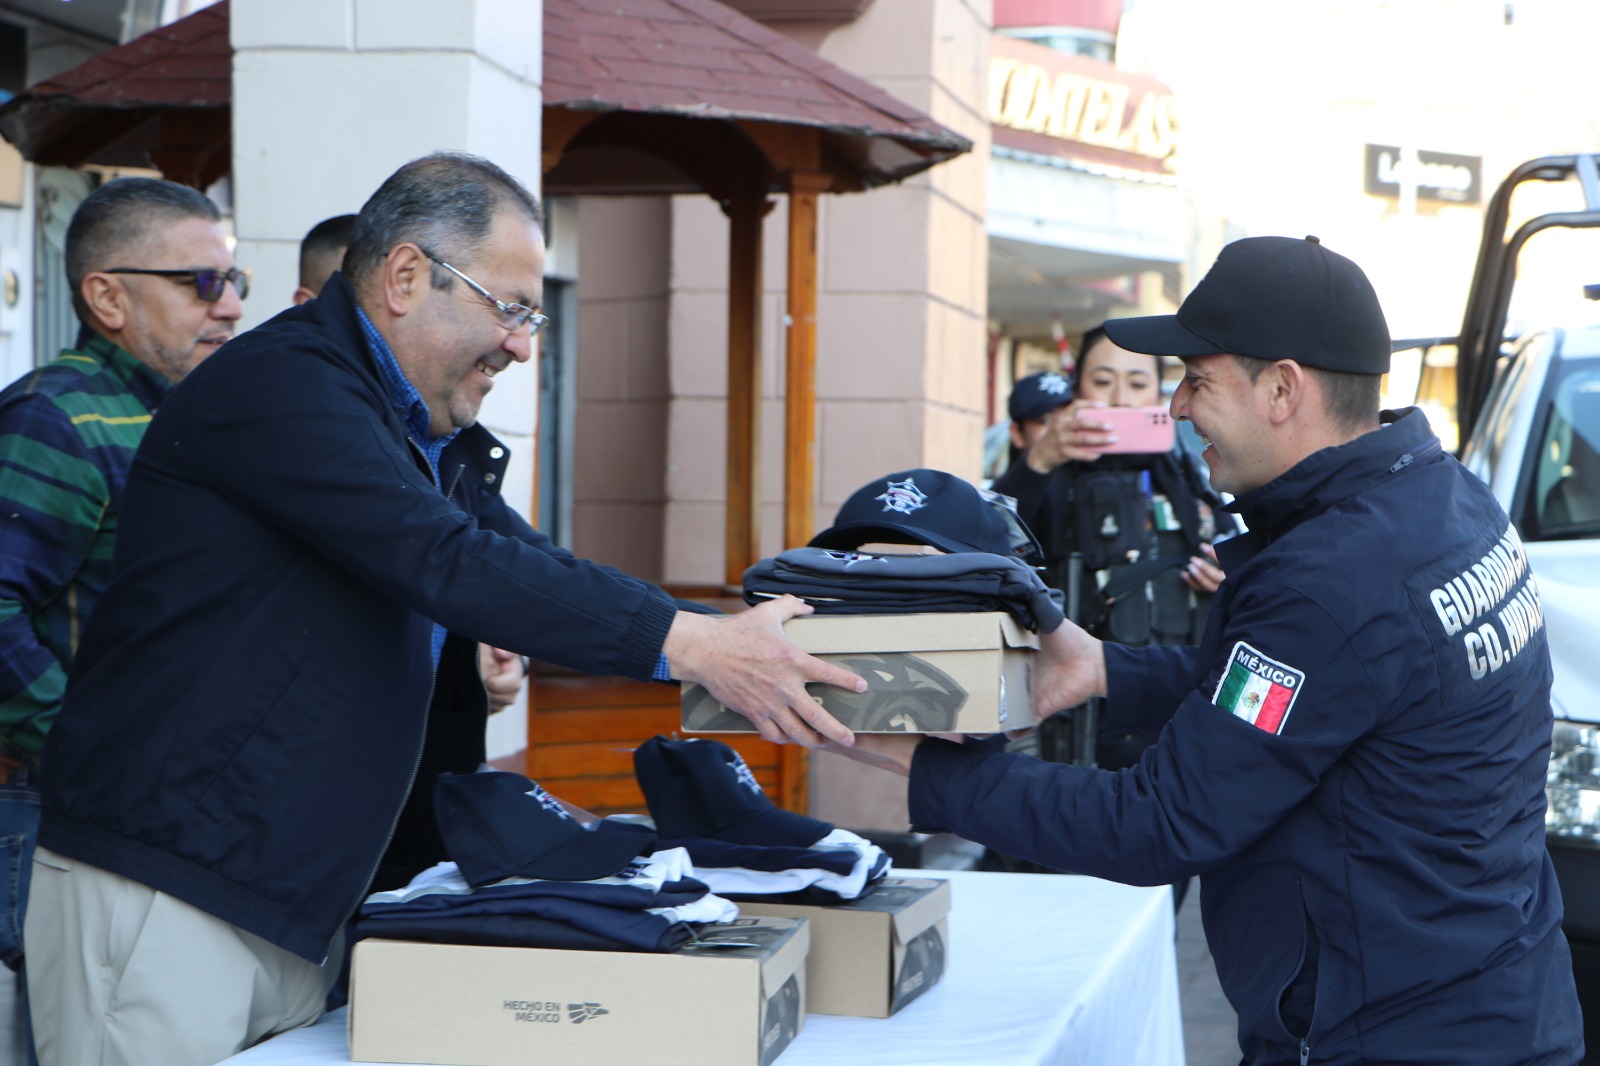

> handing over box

[{"left": 683, "top": 612, "right": 1038, "bottom": 735}]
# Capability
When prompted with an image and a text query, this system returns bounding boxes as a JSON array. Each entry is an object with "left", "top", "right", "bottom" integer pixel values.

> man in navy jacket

[
  {"left": 833, "top": 237, "right": 1583, "bottom": 1065},
  {"left": 25, "top": 153, "right": 864, "bottom": 1066}
]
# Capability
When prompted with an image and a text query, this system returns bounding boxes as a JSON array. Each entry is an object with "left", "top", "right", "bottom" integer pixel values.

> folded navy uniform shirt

[
  {"left": 743, "top": 547, "right": 1065, "bottom": 633},
  {"left": 633, "top": 735, "right": 892, "bottom": 903},
  {"left": 357, "top": 849, "right": 737, "bottom": 953}
]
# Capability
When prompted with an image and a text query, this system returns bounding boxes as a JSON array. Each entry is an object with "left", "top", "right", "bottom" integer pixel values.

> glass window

[{"left": 1527, "top": 367, "right": 1600, "bottom": 539}]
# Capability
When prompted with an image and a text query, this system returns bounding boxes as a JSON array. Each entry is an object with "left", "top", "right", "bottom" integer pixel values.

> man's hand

[
  {"left": 1034, "top": 617, "right": 1107, "bottom": 718},
  {"left": 1182, "top": 541, "right": 1226, "bottom": 595},
  {"left": 480, "top": 644, "right": 526, "bottom": 715},
  {"left": 819, "top": 733, "right": 923, "bottom": 777},
  {"left": 1026, "top": 400, "right": 1117, "bottom": 473},
  {"left": 663, "top": 596, "right": 867, "bottom": 747}
]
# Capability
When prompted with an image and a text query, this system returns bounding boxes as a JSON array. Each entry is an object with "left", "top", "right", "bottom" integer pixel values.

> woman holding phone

[{"left": 993, "top": 324, "right": 1234, "bottom": 767}]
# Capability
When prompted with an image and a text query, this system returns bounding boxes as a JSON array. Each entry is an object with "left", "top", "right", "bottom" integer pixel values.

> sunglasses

[{"left": 104, "top": 267, "right": 251, "bottom": 302}]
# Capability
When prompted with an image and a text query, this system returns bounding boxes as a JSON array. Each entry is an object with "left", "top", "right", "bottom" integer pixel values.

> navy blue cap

[
  {"left": 1007, "top": 370, "right": 1073, "bottom": 424},
  {"left": 434, "top": 771, "right": 654, "bottom": 887},
  {"left": 808, "top": 469, "right": 1042, "bottom": 564},
  {"left": 634, "top": 737, "right": 834, "bottom": 848},
  {"left": 1104, "top": 235, "right": 1391, "bottom": 374}
]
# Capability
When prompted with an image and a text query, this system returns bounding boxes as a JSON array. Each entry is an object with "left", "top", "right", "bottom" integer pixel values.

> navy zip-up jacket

[
  {"left": 909, "top": 409, "right": 1583, "bottom": 1064},
  {"left": 36, "top": 274, "right": 679, "bottom": 962}
]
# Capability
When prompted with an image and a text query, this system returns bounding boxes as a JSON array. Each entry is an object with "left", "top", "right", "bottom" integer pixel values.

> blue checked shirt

[{"left": 359, "top": 309, "right": 455, "bottom": 667}]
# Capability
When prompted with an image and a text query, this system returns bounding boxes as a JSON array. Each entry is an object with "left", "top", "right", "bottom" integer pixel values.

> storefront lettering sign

[{"left": 988, "top": 55, "right": 1177, "bottom": 165}]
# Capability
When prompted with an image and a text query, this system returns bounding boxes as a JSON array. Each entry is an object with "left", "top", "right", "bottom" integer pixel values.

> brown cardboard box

[
  {"left": 349, "top": 916, "right": 808, "bottom": 1066},
  {"left": 737, "top": 877, "right": 952, "bottom": 1018},
  {"left": 682, "top": 612, "right": 1038, "bottom": 734}
]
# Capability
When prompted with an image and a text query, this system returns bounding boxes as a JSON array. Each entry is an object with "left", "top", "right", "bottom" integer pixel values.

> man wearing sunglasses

[
  {"left": 0, "top": 175, "right": 244, "bottom": 1065},
  {"left": 24, "top": 152, "right": 863, "bottom": 1066}
]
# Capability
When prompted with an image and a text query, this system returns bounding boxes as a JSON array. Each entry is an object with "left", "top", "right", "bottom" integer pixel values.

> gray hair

[
  {"left": 65, "top": 177, "right": 222, "bottom": 324},
  {"left": 342, "top": 152, "right": 543, "bottom": 293}
]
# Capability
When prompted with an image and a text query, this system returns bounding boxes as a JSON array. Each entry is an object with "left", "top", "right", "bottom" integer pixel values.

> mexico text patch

[{"left": 1211, "top": 641, "right": 1304, "bottom": 735}]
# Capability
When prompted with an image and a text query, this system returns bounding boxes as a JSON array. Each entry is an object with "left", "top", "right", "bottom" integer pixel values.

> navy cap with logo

[
  {"left": 807, "top": 468, "right": 1043, "bottom": 564},
  {"left": 434, "top": 771, "right": 655, "bottom": 887},
  {"left": 634, "top": 736, "right": 834, "bottom": 848},
  {"left": 1103, "top": 236, "right": 1392, "bottom": 375},
  {"left": 1007, "top": 370, "right": 1073, "bottom": 424}
]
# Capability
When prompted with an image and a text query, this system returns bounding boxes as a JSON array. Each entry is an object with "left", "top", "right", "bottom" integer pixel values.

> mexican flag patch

[{"left": 1212, "top": 641, "right": 1304, "bottom": 735}]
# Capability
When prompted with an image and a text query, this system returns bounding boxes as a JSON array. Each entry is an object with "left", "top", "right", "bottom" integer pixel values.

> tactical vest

[{"left": 1044, "top": 450, "right": 1221, "bottom": 624}]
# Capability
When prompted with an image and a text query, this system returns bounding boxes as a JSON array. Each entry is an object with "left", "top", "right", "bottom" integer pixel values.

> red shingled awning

[
  {"left": 0, "top": 1, "right": 231, "bottom": 187},
  {"left": 542, "top": 0, "right": 968, "bottom": 191},
  {"left": 0, "top": 0, "right": 968, "bottom": 193}
]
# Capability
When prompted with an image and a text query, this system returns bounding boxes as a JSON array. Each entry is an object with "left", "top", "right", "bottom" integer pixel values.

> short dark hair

[
  {"left": 342, "top": 152, "right": 543, "bottom": 293},
  {"left": 1231, "top": 354, "right": 1381, "bottom": 431},
  {"left": 65, "top": 177, "right": 221, "bottom": 324},
  {"left": 299, "top": 213, "right": 357, "bottom": 290}
]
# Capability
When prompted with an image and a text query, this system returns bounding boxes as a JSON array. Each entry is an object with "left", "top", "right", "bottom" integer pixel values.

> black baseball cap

[
  {"left": 634, "top": 736, "right": 834, "bottom": 848},
  {"left": 808, "top": 468, "right": 1043, "bottom": 564},
  {"left": 434, "top": 771, "right": 654, "bottom": 887},
  {"left": 1103, "top": 236, "right": 1391, "bottom": 375},
  {"left": 1007, "top": 370, "right": 1073, "bottom": 423}
]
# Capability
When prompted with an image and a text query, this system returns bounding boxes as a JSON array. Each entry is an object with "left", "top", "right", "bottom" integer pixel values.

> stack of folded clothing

[
  {"left": 353, "top": 771, "right": 736, "bottom": 953},
  {"left": 744, "top": 547, "right": 1064, "bottom": 632},
  {"left": 743, "top": 468, "right": 1063, "bottom": 633},
  {"left": 634, "top": 736, "right": 890, "bottom": 905}
]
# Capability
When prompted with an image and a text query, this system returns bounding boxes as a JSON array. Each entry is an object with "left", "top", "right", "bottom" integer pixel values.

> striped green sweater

[{"left": 0, "top": 334, "right": 169, "bottom": 757}]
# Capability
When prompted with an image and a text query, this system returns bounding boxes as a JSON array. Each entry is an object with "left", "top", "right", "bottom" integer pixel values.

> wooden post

[
  {"left": 783, "top": 173, "right": 829, "bottom": 550},
  {"left": 724, "top": 174, "right": 766, "bottom": 588}
]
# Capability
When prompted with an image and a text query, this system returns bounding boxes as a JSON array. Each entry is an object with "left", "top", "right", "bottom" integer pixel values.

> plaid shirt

[{"left": 0, "top": 334, "right": 170, "bottom": 757}]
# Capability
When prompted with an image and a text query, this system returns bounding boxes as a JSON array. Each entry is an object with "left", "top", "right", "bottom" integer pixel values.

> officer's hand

[
  {"left": 663, "top": 596, "right": 866, "bottom": 748},
  {"left": 1033, "top": 616, "right": 1107, "bottom": 716},
  {"left": 1182, "top": 542, "right": 1225, "bottom": 595},
  {"left": 819, "top": 733, "right": 923, "bottom": 777},
  {"left": 480, "top": 644, "right": 526, "bottom": 714}
]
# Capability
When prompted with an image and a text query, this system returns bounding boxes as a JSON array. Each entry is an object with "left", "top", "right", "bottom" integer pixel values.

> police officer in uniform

[{"left": 827, "top": 236, "right": 1584, "bottom": 1066}]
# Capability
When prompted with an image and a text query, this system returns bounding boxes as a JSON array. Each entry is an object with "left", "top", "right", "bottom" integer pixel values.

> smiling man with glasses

[
  {"left": 0, "top": 174, "right": 244, "bottom": 1065},
  {"left": 23, "top": 152, "right": 865, "bottom": 1066}
]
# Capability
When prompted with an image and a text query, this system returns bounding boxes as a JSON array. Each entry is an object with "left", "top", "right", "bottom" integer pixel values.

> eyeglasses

[
  {"left": 103, "top": 267, "right": 251, "bottom": 302},
  {"left": 420, "top": 250, "right": 548, "bottom": 335}
]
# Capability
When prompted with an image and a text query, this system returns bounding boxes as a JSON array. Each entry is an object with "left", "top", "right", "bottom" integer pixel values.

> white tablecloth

[{"left": 221, "top": 869, "right": 1185, "bottom": 1066}]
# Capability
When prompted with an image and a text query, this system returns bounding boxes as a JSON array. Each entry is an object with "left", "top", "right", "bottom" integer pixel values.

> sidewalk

[{"left": 1176, "top": 886, "right": 1240, "bottom": 1066}]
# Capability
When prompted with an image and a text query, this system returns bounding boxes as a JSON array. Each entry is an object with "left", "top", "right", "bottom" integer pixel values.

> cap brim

[
  {"left": 1103, "top": 315, "right": 1228, "bottom": 358},
  {"left": 808, "top": 522, "right": 972, "bottom": 555},
  {"left": 504, "top": 819, "right": 656, "bottom": 884},
  {"left": 713, "top": 806, "right": 834, "bottom": 849}
]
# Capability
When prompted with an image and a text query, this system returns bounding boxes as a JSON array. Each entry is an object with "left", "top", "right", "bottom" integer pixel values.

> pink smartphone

[{"left": 1091, "top": 405, "right": 1176, "bottom": 454}]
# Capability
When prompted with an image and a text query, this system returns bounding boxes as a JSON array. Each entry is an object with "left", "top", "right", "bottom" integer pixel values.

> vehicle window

[
  {"left": 1464, "top": 335, "right": 1543, "bottom": 474},
  {"left": 1527, "top": 368, "right": 1600, "bottom": 540}
]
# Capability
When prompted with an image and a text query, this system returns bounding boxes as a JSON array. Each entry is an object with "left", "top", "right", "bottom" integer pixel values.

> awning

[
  {"left": 0, "top": 1, "right": 230, "bottom": 187},
  {"left": 542, "top": 0, "right": 968, "bottom": 195},
  {"left": 0, "top": 0, "right": 969, "bottom": 195}
]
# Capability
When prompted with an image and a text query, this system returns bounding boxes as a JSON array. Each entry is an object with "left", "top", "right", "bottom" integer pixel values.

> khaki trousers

[{"left": 25, "top": 848, "right": 338, "bottom": 1066}]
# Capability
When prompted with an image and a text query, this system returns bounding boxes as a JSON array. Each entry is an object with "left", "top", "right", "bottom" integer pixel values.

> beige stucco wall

[{"left": 568, "top": 196, "right": 673, "bottom": 581}]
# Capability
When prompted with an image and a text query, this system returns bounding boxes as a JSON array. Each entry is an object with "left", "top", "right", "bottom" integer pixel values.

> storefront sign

[
  {"left": 1364, "top": 144, "right": 1482, "bottom": 204},
  {"left": 988, "top": 38, "right": 1177, "bottom": 167}
]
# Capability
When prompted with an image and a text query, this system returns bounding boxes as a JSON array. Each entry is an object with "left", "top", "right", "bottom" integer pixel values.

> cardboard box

[
  {"left": 737, "top": 877, "right": 952, "bottom": 1018},
  {"left": 349, "top": 916, "right": 808, "bottom": 1066},
  {"left": 682, "top": 612, "right": 1038, "bottom": 734}
]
